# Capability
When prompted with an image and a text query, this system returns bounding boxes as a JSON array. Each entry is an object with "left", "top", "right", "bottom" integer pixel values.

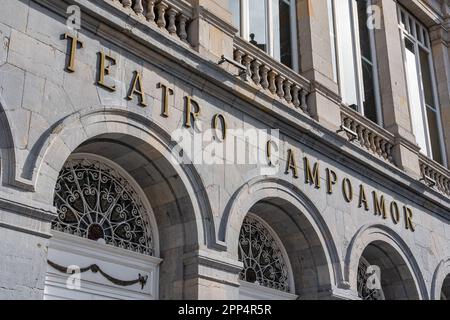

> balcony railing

[
  {"left": 340, "top": 105, "right": 395, "bottom": 165},
  {"left": 232, "top": 37, "right": 310, "bottom": 114},
  {"left": 419, "top": 154, "right": 450, "bottom": 197},
  {"left": 109, "top": 0, "right": 193, "bottom": 45}
]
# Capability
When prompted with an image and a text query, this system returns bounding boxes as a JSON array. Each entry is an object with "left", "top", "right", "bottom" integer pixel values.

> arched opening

[
  {"left": 441, "top": 275, "right": 450, "bottom": 300},
  {"left": 44, "top": 133, "right": 202, "bottom": 300},
  {"left": 237, "top": 198, "right": 333, "bottom": 300},
  {"left": 357, "top": 241, "right": 420, "bottom": 300}
]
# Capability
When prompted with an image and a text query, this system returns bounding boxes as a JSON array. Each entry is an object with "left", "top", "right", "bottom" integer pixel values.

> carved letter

[
  {"left": 372, "top": 191, "right": 387, "bottom": 219},
  {"left": 404, "top": 206, "right": 415, "bottom": 232},
  {"left": 157, "top": 82, "right": 173, "bottom": 117},
  {"left": 390, "top": 201, "right": 400, "bottom": 224},
  {"left": 97, "top": 52, "right": 116, "bottom": 92},
  {"left": 212, "top": 114, "right": 227, "bottom": 141},
  {"left": 358, "top": 184, "right": 369, "bottom": 211},
  {"left": 127, "top": 71, "right": 147, "bottom": 107},
  {"left": 326, "top": 168, "right": 337, "bottom": 195},
  {"left": 286, "top": 149, "right": 299, "bottom": 178},
  {"left": 304, "top": 157, "right": 320, "bottom": 188},
  {"left": 184, "top": 96, "right": 200, "bottom": 128},
  {"left": 342, "top": 178, "right": 353, "bottom": 203},
  {"left": 63, "top": 33, "right": 83, "bottom": 73}
]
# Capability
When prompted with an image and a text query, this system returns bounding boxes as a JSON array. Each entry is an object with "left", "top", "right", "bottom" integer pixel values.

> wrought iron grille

[
  {"left": 53, "top": 158, "right": 153, "bottom": 255},
  {"left": 357, "top": 257, "right": 385, "bottom": 300},
  {"left": 238, "top": 215, "right": 290, "bottom": 292}
]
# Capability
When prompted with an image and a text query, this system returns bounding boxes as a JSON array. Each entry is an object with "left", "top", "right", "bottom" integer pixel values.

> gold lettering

[
  {"left": 326, "top": 168, "right": 337, "bottom": 195},
  {"left": 404, "top": 206, "right": 415, "bottom": 232},
  {"left": 304, "top": 157, "right": 320, "bottom": 188},
  {"left": 127, "top": 71, "right": 147, "bottom": 107},
  {"left": 184, "top": 96, "right": 200, "bottom": 128},
  {"left": 157, "top": 83, "right": 173, "bottom": 117},
  {"left": 358, "top": 184, "right": 369, "bottom": 211},
  {"left": 390, "top": 201, "right": 400, "bottom": 224},
  {"left": 342, "top": 178, "right": 353, "bottom": 202},
  {"left": 212, "top": 114, "right": 227, "bottom": 141},
  {"left": 63, "top": 33, "right": 83, "bottom": 73},
  {"left": 97, "top": 52, "right": 116, "bottom": 92},
  {"left": 286, "top": 149, "right": 299, "bottom": 178},
  {"left": 372, "top": 191, "right": 387, "bottom": 219}
]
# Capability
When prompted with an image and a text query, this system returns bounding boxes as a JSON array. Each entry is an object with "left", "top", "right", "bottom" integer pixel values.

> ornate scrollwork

[
  {"left": 53, "top": 158, "right": 154, "bottom": 256},
  {"left": 357, "top": 257, "right": 385, "bottom": 300},
  {"left": 238, "top": 215, "right": 290, "bottom": 292},
  {"left": 47, "top": 260, "right": 148, "bottom": 289}
]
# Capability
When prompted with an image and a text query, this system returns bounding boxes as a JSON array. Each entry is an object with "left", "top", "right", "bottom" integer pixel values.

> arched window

[
  {"left": 238, "top": 214, "right": 293, "bottom": 295},
  {"left": 357, "top": 257, "right": 385, "bottom": 300},
  {"left": 46, "top": 155, "right": 160, "bottom": 300},
  {"left": 53, "top": 157, "right": 154, "bottom": 255}
]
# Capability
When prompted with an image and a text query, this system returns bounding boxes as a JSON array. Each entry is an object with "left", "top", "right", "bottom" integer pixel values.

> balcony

[
  {"left": 419, "top": 154, "right": 450, "bottom": 197},
  {"left": 232, "top": 37, "right": 310, "bottom": 115},
  {"left": 340, "top": 105, "right": 395, "bottom": 165},
  {"left": 108, "top": 0, "right": 193, "bottom": 45}
]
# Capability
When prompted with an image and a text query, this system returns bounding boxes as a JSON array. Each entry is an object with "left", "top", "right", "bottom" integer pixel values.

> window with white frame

[
  {"left": 332, "top": 0, "right": 382, "bottom": 124},
  {"left": 398, "top": 6, "right": 446, "bottom": 166},
  {"left": 228, "top": 0, "right": 299, "bottom": 71}
]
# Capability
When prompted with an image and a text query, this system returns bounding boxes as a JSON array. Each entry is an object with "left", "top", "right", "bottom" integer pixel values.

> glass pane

[
  {"left": 335, "top": 0, "right": 359, "bottom": 106},
  {"left": 419, "top": 47, "right": 434, "bottom": 108},
  {"left": 356, "top": 0, "right": 372, "bottom": 63},
  {"left": 404, "top": 38, "right": 429, "bottom": 155},
  {"left": 357, "top": 0, "right": 378, "bottom": 123},
  {"left": 278, "top": 0, "right": 293, "bottom": 68},
  {"left": 229, "top": 0, "right": 241, "bottom": 34},
  {"left": 249, "top": 0, "right": 268, "bottom": 52},
  {"left": 362, "top": 60, "right": 377, "bottom": 123},
  {"left": 426, "top": 108, "right": 443, "bottom": 164}
]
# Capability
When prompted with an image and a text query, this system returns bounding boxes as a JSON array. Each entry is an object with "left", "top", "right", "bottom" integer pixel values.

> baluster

[
  {"left": 260, "top": 65, "right": 270, "bottom": 89},
  {"left": 276, "top": 75, "right": 285, "bottom": 99},
  {"left": 363, "top": 130, "right": 371, "bottom": 149},
  {"left": 284, "top": 80, "right": 293, "bottom": 103},
  {"left": 357, "top": 124, "right": 364, "bottom": 146},
  {"left": 380, "top": 140, "right": 388, "bottom": 160},
  {"left": 178, "top": 14, "right": 189, "bottom": 42},
  {"left": 122, "top": 0, "right": 132, "bottom": 8},
  {"left": 300, "top": 89, "right": 308, "bottom": 112},
  {"left": 234, "top": 49, "right": 245, "bottom": 64},
  {"left": 292, "top": 85, "right": 300, "bottom": 108},
  {"left": 156, "top": 1, "right": 168, "bottom": 28},
  {"left": 268, "top": 70, "right": 277, "bottom": 94},
  {"left": 387, "top": 143, "right": 394, "bottom": 163},
  {"left": 242, "top": 55, "right": 253, "bottom": 82},
  {"left": 251, "top": 60, "right": 262, "bottom": 85},
  {"left": 167, "top": 8, "right": 178, "bottom": 35},
  {"left": 146, "top": 0, "right": 156, "bottom": 21},
  {"left": 134, "top": 0, "right": 144, "bottom": 15},
  {"left": 374, "top": 136, "right": 382, "bottom": 156}
]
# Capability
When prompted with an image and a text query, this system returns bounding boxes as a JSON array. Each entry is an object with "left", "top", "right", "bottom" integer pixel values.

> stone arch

[
  {"left": 346, "top": 224, "right": 428, "bottom": 300},
  {"left": 33, "top": 107, "right": 215, "bottom": 299},
  {"left": 221, "top": 177, "right": 344, "bottom": 299},
  {"left": 431, "top": 259, "right": 450, "bottom": 300}
]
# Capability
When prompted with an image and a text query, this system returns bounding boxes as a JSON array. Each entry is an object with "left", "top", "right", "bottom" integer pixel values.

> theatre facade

[{"left": 0, "top": 0, "right": 449, "bottom": 300}]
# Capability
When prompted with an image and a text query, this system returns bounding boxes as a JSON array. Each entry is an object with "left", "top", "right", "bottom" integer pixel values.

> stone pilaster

[
  {"left": 297, "top": 0, "right": 342, "bottom": 132},
  {"left": 188, "top": 0, "right": 237, "bottom": 64},
  {"left": 0, "top": 195, "right": 56, "bottom": 299},
  {"left": 372, "top": 0, "right": 421, "bottom": 176},
  {"left": 183, "top": 250, "right": 241, "bottom": 300}
]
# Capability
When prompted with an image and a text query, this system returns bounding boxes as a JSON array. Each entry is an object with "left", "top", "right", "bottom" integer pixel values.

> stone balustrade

[
  {"left": 232, "top": 37, "right": 310, "bottom": 114},
  {"left": 112, "top": 0, "right": 193, "bottom": 44},
  {"left": 419, "top": 154, "right": 450, "bottom": 197},
  {"left": 340, "top": 105, "right": 395, "bottom": 165}
]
